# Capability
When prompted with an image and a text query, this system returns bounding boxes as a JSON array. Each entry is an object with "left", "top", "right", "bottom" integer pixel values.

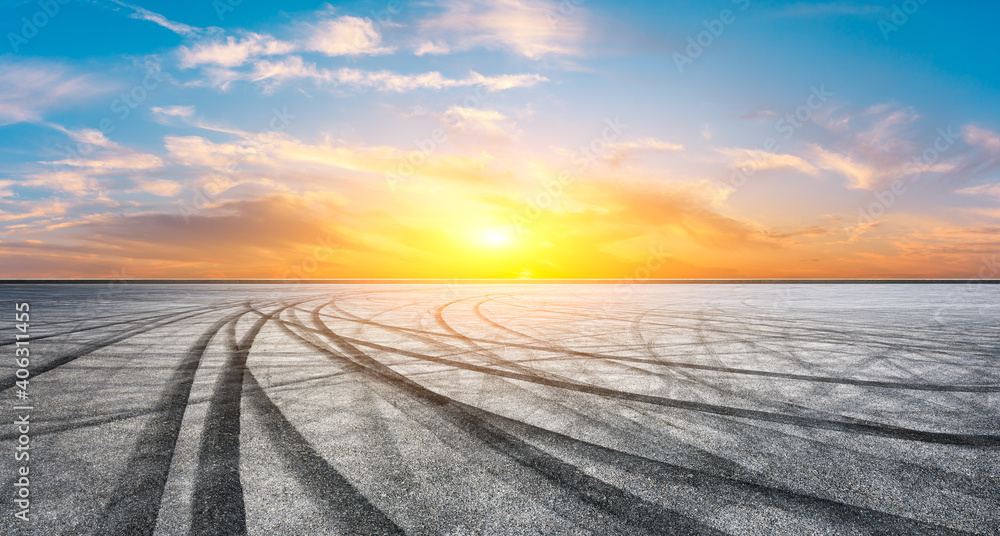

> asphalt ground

[{"left": 0, "top": 284, "right": 997, "bottom": 535}]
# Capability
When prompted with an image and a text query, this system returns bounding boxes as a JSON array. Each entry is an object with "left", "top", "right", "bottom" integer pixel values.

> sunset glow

[{"left": 1, "top": 1, "right": 999, "bottom": 279}]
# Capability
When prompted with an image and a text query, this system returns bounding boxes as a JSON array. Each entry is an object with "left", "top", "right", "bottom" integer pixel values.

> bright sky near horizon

[{"left": 1, "top": 0, "right": 999, "bottom": 279}]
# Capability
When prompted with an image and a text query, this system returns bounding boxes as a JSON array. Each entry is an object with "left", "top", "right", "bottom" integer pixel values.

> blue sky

[{"left": 1, "top": 0, "right": 999, "bottom": 278}]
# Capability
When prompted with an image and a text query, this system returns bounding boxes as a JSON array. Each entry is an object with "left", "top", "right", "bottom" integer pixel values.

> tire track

[
  {"left": 276, "top": 302, "right": 714, "bottom": 534},
  {"left": 0, "top": 305, "right": 209, "bottom": 346},
  {"left": 300, "top": 302, "right": 727, "bottom": 536},
  {"left": 497, "top": 407, "right": 975, "bottom": 536},
  {"left": 190, "top": 300, "right": 305, "bottom": 535},
  {"left": 0, "top": 302, "right": 237, "bottom": 392},
  {"left": 306, "top": 303, "right": 1000, "bottom": 393},
  {"left": 305, "top": 298, "right": 983, "bottom": 533},
  {"left": 291, "top": 315, "right": 1000, "bottom": 447},
  {"left": 331, "top": 295, "right": 658, "bottom": 450},
  {"left": 243, "top": 370, "right": 407, "bottom": 535},
  {"left": 76, "top": 306, "right": 250, "bottom": 536}
]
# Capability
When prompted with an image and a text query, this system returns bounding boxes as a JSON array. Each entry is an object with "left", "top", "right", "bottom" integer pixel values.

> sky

[{"left": 1, "top": 0, "right": 999, "bottom": 279}]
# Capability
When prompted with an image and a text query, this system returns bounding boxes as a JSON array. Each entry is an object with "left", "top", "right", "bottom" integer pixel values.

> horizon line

[{"left": 2, "top": 278, "right": 999, "bottom": 285}]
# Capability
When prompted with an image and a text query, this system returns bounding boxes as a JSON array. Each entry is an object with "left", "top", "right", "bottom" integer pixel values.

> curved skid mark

[
  {"left": 243, "top": 370, "right": 407, "bottom": 535},
  {"left": 0, "top": 305, "right": 218, "bottom": 347},
  {"left": 330, "top": 295, "right": 664, "bottom": 447},
  {"left": 300, "top": 302, "right": 728, "bottom": 536},
  {"left": 301, "top": 304, "right": 1000, "bottom": 393},
  {"left": 490, "top": 405, "right": 976, "bottom": 536},
  {"left": 286, "top": 306, "right": 1000, "bottom": 447},
  {"left": 0, "top": 303, "right": 239, "bottom": 392},
  {"left": 75, "top": 306, "right": 250, "bottom": 536},
  {"left": 191, "top": 299, "right": 313, "bottom": 535}
]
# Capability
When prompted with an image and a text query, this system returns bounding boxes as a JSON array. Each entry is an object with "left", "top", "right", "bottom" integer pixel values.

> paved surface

[{"left": 0, "top": 284, "right": 998, "bottom": 535}]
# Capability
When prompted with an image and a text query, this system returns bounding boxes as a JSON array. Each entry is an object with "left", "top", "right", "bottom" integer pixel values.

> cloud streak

[
  {"left": 110, "top": 0, "right": 203, "bottom": 36},
  {"left": 0, "top": 60, "right": 105, "bottom": 126},
  {"left": 245, "top": 56, "right": 547, "bottom": 92}
]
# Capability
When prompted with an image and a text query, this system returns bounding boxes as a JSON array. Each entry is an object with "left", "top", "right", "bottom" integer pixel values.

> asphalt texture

[{"left": 0, "top": 284, "right": 997, "bottom": 535}]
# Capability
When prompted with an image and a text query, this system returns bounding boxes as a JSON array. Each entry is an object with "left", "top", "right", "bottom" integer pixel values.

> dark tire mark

[
  {"left": 0, "top": 305, "right": 211, "bottom": 347},
  {"left": 298, "top": 323, "right": 1000, "bottom": 447},
  {"left": 301, "top": 303, "right": 724, "bottom": 536},
  {"left": 303, "top": 304, "right": 1000, "bottom": 393},
  {"left": 0, "top": 303, "right": 237, "bottom": 392},
  {"left": 76, "top": 307, "right": 249, "bottom": 536},
  {"left": 496, "top": 409, "right": 976, "bottom": 536},
  {"left": 190, "top": 301, "right": 298, "bottom": 536},
  {"left": 243, "top": 370, "right": 407, "bottom": 535},
  {"left": 189, "top": 323, "right": 250, "bottom": 535}
]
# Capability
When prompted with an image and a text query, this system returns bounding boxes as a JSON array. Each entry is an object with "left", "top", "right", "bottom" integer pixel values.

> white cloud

[
  {"left": 0, "top": 199, "right": 70, "bottom": 223},
  {"left": 963, "top": 125, "right": 1000, "bottom": 155},
  {"left": 418, "top": 0, "right": 588, "bottom": 59},
  {"left": 163, "top": 130, "right": 507, "bottom": 185},
  {"left": 0, "top": 181, "right": 15, "bottom": 199},
  {"left": 41, "top": 125, "right": 163, "bottom": 172},
  {"left": 304, "top": 16, "right": 394, "bottom": 56},
  {"left": 178, "top": 33, "right": 295, "bottom": 68},
  {"left": 443, "top": 107, "right": 520, "bottom": 138},
  {"left": 605, "top": 138, "right": 684, "bottom": 166},
  {"left": 164, "top": 135, "right": 266, "bottom": 169},
  {"left": 151, "top": 105, "right": 197, "bottom": 124},
  {"left": 111, "top": 0, "right": 203, "bottom": 36},
  {"left": 46, "top": 153, "right": 164, "bottom": 172},
  {"left": 808, "top": 145, "right": 875, "bottom": 189},
  {"left": 20, "top": 124, "right": 166, "bottom": 195},
  {"left": 244, "top": 56, "right": 547, "bottom": 92},
  {"left": 956, "top": 183, "right": 1000, "bottom": 199},
  {"left": 44, "top": 126, "right": 117, "bottom": 149},
  {"left": 414, "top": 41, "right": 452, "bottom": 56},
  {"left": 22, "top": 170, "right": 101, "bottom": 195},
  {"left": 718, "top": 148, "right": 818, "bottom": 175},
  {"left": 176, "top": 14, "right": 392, "bottom": 73},
  {"left": 854, "top": 106, "right": 919, "bottom": 154},
  {"left": 784, "top": 105, "right": 971, "bottom": 190},
  {"left": 134, "top": 178, "right": 183, "bottom": 197},
  {"left": 609, "top": 138, "right": 684, "bottom": 153}
]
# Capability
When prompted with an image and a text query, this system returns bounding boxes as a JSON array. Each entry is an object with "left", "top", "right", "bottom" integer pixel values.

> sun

[{"left": 477, "top": 227, "right": 514, "bottom": 248}]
